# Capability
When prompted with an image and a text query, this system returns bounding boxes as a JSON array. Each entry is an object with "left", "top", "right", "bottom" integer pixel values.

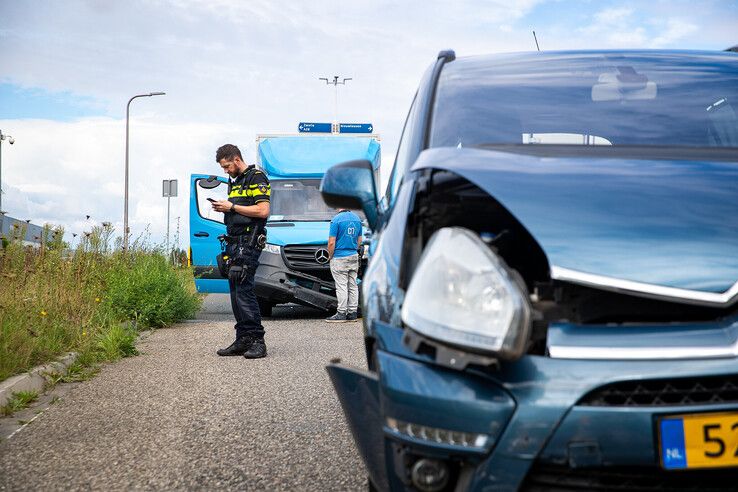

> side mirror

[
  {"left": 198, "top": 176, "right": 223, "bottom": 189},
  {"left": 320, "top": 159, "right": 379, "bottom": 229}
]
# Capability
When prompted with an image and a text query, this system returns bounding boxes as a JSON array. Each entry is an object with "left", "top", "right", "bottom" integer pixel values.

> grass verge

[{"left": 0, "top": 224, "right": 202, "bottom": 383}]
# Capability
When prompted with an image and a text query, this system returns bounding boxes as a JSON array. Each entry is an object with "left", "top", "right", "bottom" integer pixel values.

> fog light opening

[{"left": 411, "top": 458, "right": 449, "bottom": 492}]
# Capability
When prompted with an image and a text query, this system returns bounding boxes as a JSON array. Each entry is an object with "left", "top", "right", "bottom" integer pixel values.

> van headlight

[
  {"left": 263, "top": 243, "right": 281, "bottom": 255},
  {"left": 401, "top": 227, "right": 531, "bottom": 360}
]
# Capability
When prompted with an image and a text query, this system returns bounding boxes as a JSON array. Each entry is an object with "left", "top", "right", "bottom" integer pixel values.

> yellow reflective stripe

[{"left": 228, "top": 188, "right": 271, "bottom": 198}]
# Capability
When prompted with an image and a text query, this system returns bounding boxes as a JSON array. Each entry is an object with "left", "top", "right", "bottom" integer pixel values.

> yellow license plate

[{"left": 659, "top": 412, "right": 738, "bottom": 470}]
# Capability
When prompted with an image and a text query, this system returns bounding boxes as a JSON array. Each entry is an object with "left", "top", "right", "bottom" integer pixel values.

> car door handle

[{"left": 193, "top": 232, "right": 209, "bottom": 237}]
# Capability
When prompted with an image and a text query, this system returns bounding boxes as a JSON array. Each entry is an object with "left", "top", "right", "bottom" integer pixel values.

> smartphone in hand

[{"left": 207, "top": 198, "right": 217, "bottom": 202}]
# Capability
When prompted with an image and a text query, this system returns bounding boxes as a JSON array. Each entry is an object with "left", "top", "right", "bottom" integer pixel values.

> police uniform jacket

[{"left": 225, "top": 165, "right": 271, "bottom": 236}]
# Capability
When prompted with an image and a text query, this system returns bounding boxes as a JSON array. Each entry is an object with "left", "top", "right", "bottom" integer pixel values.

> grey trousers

[{"left": 330, "top": 254, "right": 359, "bottom": 314}]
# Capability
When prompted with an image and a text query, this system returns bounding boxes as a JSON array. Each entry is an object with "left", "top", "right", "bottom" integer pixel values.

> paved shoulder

[{"left": 0, "top": 297, "right": 367, "bottom": 491}]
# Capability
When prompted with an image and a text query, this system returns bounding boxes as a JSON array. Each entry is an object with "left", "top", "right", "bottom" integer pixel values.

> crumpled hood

[{"left": 412, "top": 147, "right": 738, "bottom": 294}]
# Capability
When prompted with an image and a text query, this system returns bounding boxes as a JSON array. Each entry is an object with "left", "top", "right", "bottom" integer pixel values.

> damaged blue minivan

[{"left": 321, "top": 50, "right": 738, "bottom": 491}]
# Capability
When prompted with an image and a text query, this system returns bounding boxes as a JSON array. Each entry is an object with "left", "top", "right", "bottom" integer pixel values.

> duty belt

[{"left": 218, "top": 225, "right": 266, "bottom": 249}]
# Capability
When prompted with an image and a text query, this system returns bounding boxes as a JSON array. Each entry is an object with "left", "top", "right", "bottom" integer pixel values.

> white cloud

[
  {"left": 589, "top": 13, "right": 698, "bottom": 49},
  {"left": 650, "top": 18, "right": 698, "bottom": 48},
  {"left": 594, "top": 7, "right": 634, "bottom": 25},
  {"left": 0, "top": 117, "right": 244, "bottom": 244},
  {"left": 1, "top": 0, "right": 736, "bottom": 248}
]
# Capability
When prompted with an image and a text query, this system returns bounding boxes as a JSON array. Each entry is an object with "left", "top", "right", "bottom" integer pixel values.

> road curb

[{"left": 0, "top": 352, "right": 78, "bottom": 407}]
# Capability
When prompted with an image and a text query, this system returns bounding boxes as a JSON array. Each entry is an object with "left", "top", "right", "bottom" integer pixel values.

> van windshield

[{"left": 269, "top": 179, "right": 336, "bottom": 222}]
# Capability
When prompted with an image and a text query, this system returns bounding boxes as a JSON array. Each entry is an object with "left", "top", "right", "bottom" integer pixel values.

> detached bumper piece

[
  {"left": 326, "top": 364, "right": 390, "bottom": 491},
  {"left": 255, "top": 247, "right": 337, "bottom": 311},
  {"left": 254, "top": 273, "right": 337, "bottom": 311}
]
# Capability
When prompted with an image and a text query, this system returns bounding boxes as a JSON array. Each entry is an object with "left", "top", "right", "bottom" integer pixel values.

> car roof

[{"left": 446, "top": 49, "right": 738, "bottom": 70}]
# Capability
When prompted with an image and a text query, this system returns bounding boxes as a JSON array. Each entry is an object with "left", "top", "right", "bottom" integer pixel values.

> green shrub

[
  {"left": 96, "top": 323, "right": 139, "bottom": 360},
  {"left": 0, "top": 225, "right": 202, "bottom": 382},
  {"left": 104, "top": 253, "right": 201, "bottom": 328}
]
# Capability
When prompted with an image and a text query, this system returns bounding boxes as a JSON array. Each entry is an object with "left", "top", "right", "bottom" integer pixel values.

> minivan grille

[
  {"left": 521, "top": 464, "right": 738, "bottom": 491},
  {"left": 579, "top": 375, "right": 738, "bottom": 407}
]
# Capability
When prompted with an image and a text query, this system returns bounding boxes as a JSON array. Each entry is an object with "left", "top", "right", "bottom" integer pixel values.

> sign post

[{"left": 162, "top": 179, "right": 178, "bottom": 257}]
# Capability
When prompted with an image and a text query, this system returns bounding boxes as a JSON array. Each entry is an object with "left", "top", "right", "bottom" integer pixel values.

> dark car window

[
  {"left": 388, "top": 92, "right": 419, "bottom": 202},
  {"left": 430, "top": 51, "right": 738, "bottom": 149}
]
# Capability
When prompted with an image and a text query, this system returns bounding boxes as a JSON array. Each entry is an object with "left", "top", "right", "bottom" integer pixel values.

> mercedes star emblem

[{"left": 315, "top": 248, "right": 330, "bottom": 264}]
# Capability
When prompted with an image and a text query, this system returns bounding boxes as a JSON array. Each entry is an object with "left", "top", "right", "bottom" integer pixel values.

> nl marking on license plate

[{"left": 659, "top": 412, "right": 738, "bottom": 470}]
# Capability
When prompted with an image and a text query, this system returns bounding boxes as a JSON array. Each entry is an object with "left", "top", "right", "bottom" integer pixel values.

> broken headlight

[{"left": 401, "top": 227, "right": 531, "bottom": 360}]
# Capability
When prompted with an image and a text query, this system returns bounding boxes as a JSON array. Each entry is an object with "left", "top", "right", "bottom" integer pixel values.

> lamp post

[
  {"left": 319, "top": 76, "right": 351, "bottom": 130},
  {"left": 123, "top": 92, "right": 165, "bottom": 250},
  {"left": 0, "top": 129, "right": 15, "bottom": 214}
]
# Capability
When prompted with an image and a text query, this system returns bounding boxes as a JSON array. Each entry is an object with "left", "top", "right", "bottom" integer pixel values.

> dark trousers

[{"left": 227, "top": 243, "right": 265, "bottom": 340}]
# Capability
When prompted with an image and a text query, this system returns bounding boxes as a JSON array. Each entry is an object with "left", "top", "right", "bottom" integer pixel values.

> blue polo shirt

[{"left": 329, "top": 211, "right": 363, "bottom": 258}]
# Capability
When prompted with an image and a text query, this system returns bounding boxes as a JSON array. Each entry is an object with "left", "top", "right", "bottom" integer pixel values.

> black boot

[
  {"left": 243, "top": 339, "right": 267, "bottom": 359},
  {"left": 217, "top": 336, "right": 252, "bottom": 356}
]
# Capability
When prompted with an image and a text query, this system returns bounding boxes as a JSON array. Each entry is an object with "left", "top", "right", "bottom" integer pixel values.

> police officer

[{"left": 211, "top": 144, "right": 270, "bottom": 359}]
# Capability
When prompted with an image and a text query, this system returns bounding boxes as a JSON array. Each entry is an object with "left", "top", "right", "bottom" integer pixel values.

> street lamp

[
  {"left": 0, "top": 129, "right": 15, "bottom": 214},
  {"left": 319, "top": 76, "right": 352, "bottom": 128},
  {"left": 123, "top": 92, "right": 165, "bottom": 250}
]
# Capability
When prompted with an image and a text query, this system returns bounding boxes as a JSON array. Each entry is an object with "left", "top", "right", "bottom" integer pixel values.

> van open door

[{"left": 190, "top": 174, "right": 228, "bottom": 293}]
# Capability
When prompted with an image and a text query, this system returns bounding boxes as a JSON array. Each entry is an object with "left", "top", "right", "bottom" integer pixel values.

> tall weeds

[{"left": 0, "top": 224, "right": 202, "bottom": 382}]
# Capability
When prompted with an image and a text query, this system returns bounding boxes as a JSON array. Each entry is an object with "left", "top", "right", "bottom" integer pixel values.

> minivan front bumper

[{"left": 330, "top": 320, "right": 738, "bottom": 491}]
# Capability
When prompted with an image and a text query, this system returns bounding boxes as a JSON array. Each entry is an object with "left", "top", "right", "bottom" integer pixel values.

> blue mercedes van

[{"left": 190, "top": 134, "right": 379, "bottom": 315}]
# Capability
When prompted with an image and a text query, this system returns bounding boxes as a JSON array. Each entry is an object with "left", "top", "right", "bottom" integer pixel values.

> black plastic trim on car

[
  {"left": 578, "top": 374, "right": 738, "bottom": 407},
  {"left": 193, "top": 266, "right": 223, "bottom": 279},
  {"left": 521, "top": 463, "right": 738, "bottom": 491},
  {"left": 422, "top": 50, "right": 456, "bottom": 150}
]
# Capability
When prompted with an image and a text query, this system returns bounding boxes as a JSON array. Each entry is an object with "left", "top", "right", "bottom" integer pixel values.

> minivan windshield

[
  {"left": 430, "top": 52, "right": 738, "bottom": 149},
  {"left": 269, "top": 179, "right": 335, "bottom": 221}
]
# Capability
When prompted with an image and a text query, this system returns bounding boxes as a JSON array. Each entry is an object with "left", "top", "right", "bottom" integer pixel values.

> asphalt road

[{"left": 0, "top": 295, "right": 368, "bottom": 491}]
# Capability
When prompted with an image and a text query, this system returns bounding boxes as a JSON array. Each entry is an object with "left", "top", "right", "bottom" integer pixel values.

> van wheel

[{"left": 258, "top": 299, "right": 273, "bottom": 317}]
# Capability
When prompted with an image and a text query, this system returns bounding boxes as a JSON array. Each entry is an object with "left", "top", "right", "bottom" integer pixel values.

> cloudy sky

[{"left": 1, "top": 0, "right": 736, "bottom": 248}]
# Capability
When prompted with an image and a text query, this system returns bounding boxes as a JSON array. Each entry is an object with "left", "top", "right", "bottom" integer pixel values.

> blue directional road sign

[
  {"left": 339, "top": 123, "right": 374, "bottom": 134},
  {"left": 298, "top": 122, "right": 333, "bottom": 133}
]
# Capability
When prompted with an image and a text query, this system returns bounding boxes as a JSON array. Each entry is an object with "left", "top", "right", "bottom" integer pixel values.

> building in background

[{"left": 0, "top": 214, "right": 43, "bottom": 246}]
